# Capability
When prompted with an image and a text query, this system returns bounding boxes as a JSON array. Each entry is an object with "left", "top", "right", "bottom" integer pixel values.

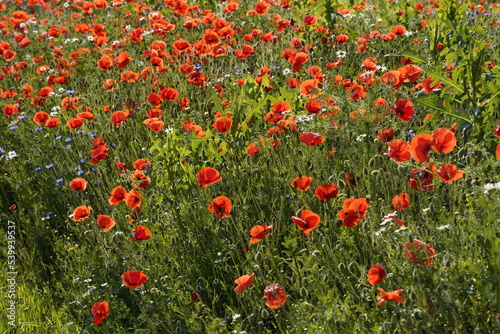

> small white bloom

[
  {"left": 437, "top": 224, "right": 450, "bottom": 230},
  {"left": 356, "top": 134, "right": 367, "bottom": 141},
  {"left": 6, "top": 151, "right": 18, "bottom": 160},
  {"left": 336, "top": 50, "right": 347, "bottom": 58}
]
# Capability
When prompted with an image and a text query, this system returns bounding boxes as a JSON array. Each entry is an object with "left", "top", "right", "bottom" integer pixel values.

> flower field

[{"left": 1, "top": 0, "right": 499, "bottom": 332}]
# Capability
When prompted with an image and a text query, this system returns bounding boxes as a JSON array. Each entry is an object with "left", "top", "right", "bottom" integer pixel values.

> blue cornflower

[
  {"left": 10, "top": 126, "right": 18, "bottom": 130},
  {"left": 46, "top": 164, "right": 53, "bottom": 169},
  {"left": 35, "top": 167, "right": 41, "bottom": 172},
  {"left": 65, "top": 138, "right": 72, "bottom": 142}
]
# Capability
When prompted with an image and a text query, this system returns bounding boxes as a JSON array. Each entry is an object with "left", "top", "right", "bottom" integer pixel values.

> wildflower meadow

[{"left": 1, "top": 0, "right": 499, "bottom": 333}]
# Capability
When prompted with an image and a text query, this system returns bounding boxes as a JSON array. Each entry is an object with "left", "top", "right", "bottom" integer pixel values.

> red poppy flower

[
  {"left": 337, "top": 197, "right": 369, "bottom": 227},
  {"left": 212, "top": 117, "right": 233, "bottom": 133},
  {"left": 133, "top": 159, "right": 151, "bottom": 171},
  {"left": 33, "top": 111, "right": 50, "bottom": 124},
  {"left": 387, "top": 139, "right": 411, "bottom": 162},
  {"left": 91, "top": 301, "right": 109, "bottom": 325},
  {"left": 196, "top": 167, "right": 222, "bottom": 189},
  {"left": 234, "top": 273, "right": 255, "bottom": 293},
  {"left": 392, "top": 99, "right": 414, "bottom": 122},
  {"left": 245, "top": 143, "right": 260, "bottom": 156},
  {"left": 114, "top": 51, "right": 132, "bottom": 69},
  {"left": 250, "top": 224, "right": 273, "bottom": 244},
  {"left": 254, "top": 1, "right": 270, "bottom": 15},
  {"left": 96, "top": 214, "right": 116, "bottom": 231},
  {"left": 109, "top": 186, "right": 127, "bottom": 205},
  {"left": 45, "top": 118, "right": 60, "bottom": 128},
  {"left": 132, "top": 225, "right": 152, "bottom": 241},
  {"left": 299, "top": 132, "right": 324, "bottom": 146},
  {"left": 67, "top": 118, "right": 84, "bottom": 130},
  {"left": 208, "top": 196, "right": 232, "bottom": 219},
  {"left": 398, "top": 64, "right": 422, "bottom": 82},
  {"left": 409, "top": 167, "right": 434, "bottom": 191},
  {"left": 291, "top": 210, "right": 321, "bottom": 236},
  {"left": 90, "top": 137, "right": 108, "bottom": 163},
  {"left": 431, "top": 128, "right": 456, "bottom": 154},
  {"left": 392, "top": 193, "right": 410, "bottom": 210},
  {"left": 125, "top": 189, "right": 142, "bottom": 208},
  {"left": 403, "top": 239, "right": 435, "bottom": 266},
  {"left": 159, "top": 88, "right": 178, "bottom": 102},
  {"left": 376, "top": 127, "right": 395, "bottom": 143},
  {"left": 121, "top": 270, "right": 148, "bottom": 290},
  {"left": 410, "top": 133, "right": 433, "bottom": 162},
  {"left": 264, "top": 283, "right": 286, "bottom": 308},
  {"left": 143, "top": 118, "right": 164, "bottom": 132},
  {"left": 496, "top": 143, "right": 500, "bottom": 161},
  {"left": 72, "top": 206, "right": 92, "bottom": 221},
  {"left": 432, "top": 163, "right": 465, "bottom": 184},
  {"left": 377, "top": 288, "right": 406, "bottom": 306},
  {"left": 494, "top": 124, "right": 500, "bottom": 138},
  {"left": 367, "top": 265, "right": 386, "bottom": 286},
  {"left": 314, "top": 184, "right": 339, "bottom": 201},
  {"left": 290, "top": 176, "right": 313, "bottom": 191},
  {"left": 380, "top": 70, "right": 403, "bottom": 89},
  {"left": 69, "top": 178, "right": 87, "bottom": 191}
]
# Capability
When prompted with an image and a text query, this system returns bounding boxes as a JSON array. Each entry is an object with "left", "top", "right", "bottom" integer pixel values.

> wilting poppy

[
  {"left": 299, "top": 132, "right": 324, "bottom": 146},
  {"left": 69, "top": 178, "right": 87, "bottom": 191},
  {"left": 367, "top": 265, "right": 386, "bottom": 286},
  {"left": 392, "top": 193, "right": 410, "bottom": 210},
  {"left": 91, "top": 301, "right": 109, "bottom": 325},
  {"left": 410, "top": 133, "right": 433, "bottom": 162},
  {"left": 264, "top": 283, "right": 286, "bottom": 308},
  {"left": 391, "top": 99, "right": 414, "bottom": 122},
  {"left": 72, "top": 206, "right": 92, "bottom": 221},
  {"left": 431, "top": 128, "right": 456, "bottom": 154},
  {"left": 121, "top": 270, "right": 148, "bottom": 290},
  {"left": 387, "top": 139, "right": 411, "bottom": 162},
  {"left": 234, "top": 273, "right": 255, "bottom": 293},
  {"left": 338, "top": 197, "right": 369, "bottom": 227},
  {"left": 208, "top": 196, "right": 232, "bottom": 219},
  {"left": 376, "top": 288, "right": 406, "bottom": 306},
  {"left": 125, "top": 189, "right": 142, "bottom": 208},
  {"left": 250, "top": 224, "right": 273, "bottom": 244},
  {"left": 432, "top": 163, "right": 465, "bottom": 184},
  {"left": 291, "top": 210, "right": 321, "bottom": 236},
  {"left": 196, "top": 167, "right": 222, "bottom": 189},
  {"left": 109, "top": 186, "right": 127, "bottom": 205},
  {"left": 132, "top": 225, "right": 152, "bottom": 241},
  {"left": 290, "top": 176, "right": 313, "bottom": 191},
  {"left": 96, "top": 214, "right": 116, "bottom": 231},
  {"left": 403, "top": 239, "right": 435, "bottom": 266},
  {"left": 314, "top": 184, "right": 339, "bottom": 201}
]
